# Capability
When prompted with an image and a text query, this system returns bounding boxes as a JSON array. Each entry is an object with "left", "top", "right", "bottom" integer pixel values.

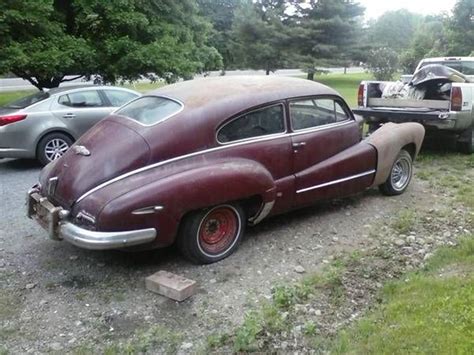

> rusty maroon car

[{"left": 27, "top": 76, "right": 425, "bottom": 263}]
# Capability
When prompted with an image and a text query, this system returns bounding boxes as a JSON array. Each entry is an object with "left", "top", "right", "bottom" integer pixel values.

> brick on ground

[{"left": 145, "top": 270, "right": 197, "bottom": 302}]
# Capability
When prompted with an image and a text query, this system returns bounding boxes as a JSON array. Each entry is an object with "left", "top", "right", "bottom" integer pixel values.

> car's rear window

[
  {"left": 116, "top": 96, "right": 182, "bottom": 125},
  {"left": 3, "top": 91, "right": 50, "bottom": 109}
]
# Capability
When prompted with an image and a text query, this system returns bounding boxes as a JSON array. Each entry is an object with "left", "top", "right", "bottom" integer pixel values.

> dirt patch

[{"left": 0, "top": 155, "right": 472, "bottom": 353}]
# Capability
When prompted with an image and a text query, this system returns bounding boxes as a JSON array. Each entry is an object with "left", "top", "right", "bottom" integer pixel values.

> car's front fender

[{"left": 366, "top": 122, "right": 425, "bottom": 186}]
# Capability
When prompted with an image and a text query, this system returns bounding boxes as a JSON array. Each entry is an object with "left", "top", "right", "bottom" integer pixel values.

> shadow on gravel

[{"left": 0, "top": 158, "right": 42, "bottom": 171}]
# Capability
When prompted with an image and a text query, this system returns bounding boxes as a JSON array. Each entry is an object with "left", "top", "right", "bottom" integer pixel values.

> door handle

[
  {"left": 292, "top": 142, "right": 306, "bottom": 148},
  {"left": 63, "top": 113, "right": 76, "bottom": 119}
]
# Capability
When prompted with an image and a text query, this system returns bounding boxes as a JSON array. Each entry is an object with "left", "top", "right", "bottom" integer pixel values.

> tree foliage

[
  {"left": 0, "top": 0, "right": 222, "bottom": 89},
  {"left": 231, "top": 0, "right": 295, "bottom": 74},
  {"left": 446, "top": 0, "right": 474, "bottom": 55},
  {"left": 366, "top": 47, "right": 399, "bottom": 81},
  {"left": 367, "top": 9, "right": 423, "bottom": 53}
]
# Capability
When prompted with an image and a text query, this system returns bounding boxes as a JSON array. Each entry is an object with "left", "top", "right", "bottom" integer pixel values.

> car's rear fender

[
  {"left": 366, "top": 122, "right": 425, "bottom": 186},
  {"left": 94, "top": 158, "right": 276, "bottom": 246}
]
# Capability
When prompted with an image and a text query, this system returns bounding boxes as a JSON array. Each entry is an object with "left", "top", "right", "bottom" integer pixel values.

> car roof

[
  {"left": 420, "top": 57, "right": 474, "bottom": 63},
  {"left": 149, "top": 76, "right": 340, "bottom": 118},
  {"left": 46, "top": 85, "right": 139, "bottom": 95}
]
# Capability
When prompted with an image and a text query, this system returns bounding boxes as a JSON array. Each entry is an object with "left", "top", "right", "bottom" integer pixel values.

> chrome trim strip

[
  {"left": 296, "top": 170, "right": 376, "bottom": 194},
  {"left": 76, "top": 133, "right": 288, "bottom": 203},
  {"left": 249, "top": 200, "right": 275, "bottom": 225},
  {"left": 76, "top": 120, "right": 354, "bottom": 203},
  {"left": 59, "top": 222, "right": 156, "bottom": 250},
  {"left": 288, "top": 120, "right": 352, "bottom": 137},
  {"left": 132, "top": 205, "right": 164, "bottom": 215}
]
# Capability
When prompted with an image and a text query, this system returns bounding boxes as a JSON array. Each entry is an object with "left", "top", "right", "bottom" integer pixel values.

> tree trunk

[
  {"left": 344, "top": 66, "right": 347, "bottom": 74},
  {"left": 266, "top": 68, "right": 270, "bottom": 75}
]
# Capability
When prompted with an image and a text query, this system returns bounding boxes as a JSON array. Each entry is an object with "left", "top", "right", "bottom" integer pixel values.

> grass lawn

[
  {"left": 0, "top": 72, "right": 368, "bottom": 108},
  {"left": 313, "top": 72, "right": 373, "bottom": 108},
  {"left": 0, "top": 81, "right": 165, "bottom": 107},
  {"left": 332, "top": 237, "right": 474, "bottom": 355}
]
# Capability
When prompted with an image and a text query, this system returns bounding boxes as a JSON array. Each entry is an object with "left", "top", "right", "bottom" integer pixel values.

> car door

[
  {"left": 216, "top": 103, "right": 295, "bottom": 214},
  {"left": 289, "top": 96, "right": 376, "bottom": 207},
  {"left": 51, "top": 89, "right": 114, "bottom": 137}
]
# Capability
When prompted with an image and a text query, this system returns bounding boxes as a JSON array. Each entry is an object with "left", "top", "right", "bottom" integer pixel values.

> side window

[
  {"left": 290, "top": 98, "right": 349, "bottom": 130},
  {"left": 335, "top": 101, "right": 349, "bottom": 122},
  {"left": 103, "top": 90, "right": 138, "bottom": 107},
  {"left": 58, "top": 90, "right": 104, "bottom": 108},
  {"left": 218, "top": 105, "right": 285, "bottom": 143}
]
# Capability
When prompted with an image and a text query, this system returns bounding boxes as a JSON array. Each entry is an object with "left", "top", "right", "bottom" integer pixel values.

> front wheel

[
  {"left": 177, "top": 204, "right": 245, "bottom": 264},
  {"left": 379, "top": 149, "right": 413, "bottom": 196}
]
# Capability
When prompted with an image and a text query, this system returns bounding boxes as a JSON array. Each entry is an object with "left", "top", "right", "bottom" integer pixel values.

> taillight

[
  {"left": 357, "top": 84, "right": 364, "bottom": 107},
  {"left": 451, "top": 87, "right": 463, "bottom": 111},
  {"left": 0, "top": 114, "right": 27, "bottom": 127}
]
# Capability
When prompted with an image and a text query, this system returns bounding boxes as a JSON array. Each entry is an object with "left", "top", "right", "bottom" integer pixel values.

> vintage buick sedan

[{"left": 28, "top": 76, "right": 425, "bottom": 263}]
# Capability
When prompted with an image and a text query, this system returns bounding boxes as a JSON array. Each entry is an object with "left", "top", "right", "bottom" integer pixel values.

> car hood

[
  {"left": 410, "top": 64, "right": 470, "bottom": 86},
  {"left": 39, "top": 117, "right": 151, "bottom": 208}
]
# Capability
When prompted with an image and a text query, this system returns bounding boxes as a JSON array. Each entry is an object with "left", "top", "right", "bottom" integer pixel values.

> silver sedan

[{"left": 0, "top": 85, "right": 140, "bottom": 165}]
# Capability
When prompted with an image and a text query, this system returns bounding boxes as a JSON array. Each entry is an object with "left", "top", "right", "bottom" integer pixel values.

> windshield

[
  {"left": 420, "top": 61, "right": 474, "bottom": 75},
  {"left": 116, "top": 96, "right": 183, "bottom": 125},
  {"left": 3, "top": 91, "right": 50, "bottom": 109}
]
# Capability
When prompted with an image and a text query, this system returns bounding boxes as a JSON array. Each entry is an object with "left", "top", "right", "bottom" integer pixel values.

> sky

[{"left": 358, "top": 0, "right": 458, "bottom": 19}]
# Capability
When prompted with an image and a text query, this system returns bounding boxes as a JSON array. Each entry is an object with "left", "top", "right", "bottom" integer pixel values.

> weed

[
  {"left": 391, "top": 209, "right": 416, "bottom": 234},
  {"left": 303, "top": 321, "right": 317, "bottom": 336}
]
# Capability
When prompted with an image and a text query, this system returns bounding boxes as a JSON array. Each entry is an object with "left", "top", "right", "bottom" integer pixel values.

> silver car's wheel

[
  {"left": 44, "top": 138, "right": 70, "bottom": 161},
  {"left": 379, "top": 150, "right": 413, "bottom": 196},
  {"left": 37, "top": 132, "right": 74, "bottom": 166},
  {"left": 390, "top": 156, "right": 412, "bottom": 192}
]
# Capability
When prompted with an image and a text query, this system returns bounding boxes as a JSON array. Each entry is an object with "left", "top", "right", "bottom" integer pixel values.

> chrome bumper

[{"left": 27, "top": 189, "right": 157, "bottom": 250}]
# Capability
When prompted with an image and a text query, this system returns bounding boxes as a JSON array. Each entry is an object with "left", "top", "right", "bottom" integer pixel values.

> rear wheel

[
  {"left": 457, "top": 127, "right": 473, "bottom": 154},
  {"left": 37, "top": 132, "right": 74, "bottom": 166},
  {"left": 379, "top": 149, "right": 413, "bottom": 196},
  {"left": 177, "top": 204, "right": 245, "bottom": 264}
]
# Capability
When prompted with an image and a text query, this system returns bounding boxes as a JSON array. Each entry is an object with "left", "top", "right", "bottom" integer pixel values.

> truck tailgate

[
  {"left": 352, "top": 108, "right": 447, "bottom": 122},
  {"left": 368, "top": 98, "right": 450, "bottom": 110}
]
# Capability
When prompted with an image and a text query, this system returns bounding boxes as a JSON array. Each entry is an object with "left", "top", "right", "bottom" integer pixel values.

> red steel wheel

[
  {"left": 177, "top": 203, "right": 245, "bottom": 264},
  {"left": 198, "top": 206, "right": 240, "bottom": 256}
]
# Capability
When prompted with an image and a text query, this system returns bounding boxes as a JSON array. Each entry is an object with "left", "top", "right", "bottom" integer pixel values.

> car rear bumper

[{"left": 27, "top": 189, "right": 157, "bottom": 250}]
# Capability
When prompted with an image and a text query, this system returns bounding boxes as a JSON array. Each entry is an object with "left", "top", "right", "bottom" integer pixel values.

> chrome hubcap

[
  {"left": 391, "top": 157, "right": 411, "bottom": 191},
  {"left": 44, "top": 138, "right": 69, "bottom": 161}
]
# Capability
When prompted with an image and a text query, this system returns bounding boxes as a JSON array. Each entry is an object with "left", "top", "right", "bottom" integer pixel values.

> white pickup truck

[{"left": 354, "top": 57, "right": 474, "bottom": 153}]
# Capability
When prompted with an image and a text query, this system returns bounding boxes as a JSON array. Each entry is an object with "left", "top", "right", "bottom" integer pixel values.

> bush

[{"left": 366, "top": 47, "right": 399, "bottom": 81}]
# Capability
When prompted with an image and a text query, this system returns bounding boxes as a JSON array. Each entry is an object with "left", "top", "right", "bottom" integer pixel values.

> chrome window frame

[{"left": 216, "top": 102, "right": 287, "bottom": 145}]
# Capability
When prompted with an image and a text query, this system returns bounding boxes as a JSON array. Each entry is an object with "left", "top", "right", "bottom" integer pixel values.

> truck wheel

[
  {"left": 379, "top": 150, "right": 413, "bottom": 196},
  {"left": 37, "top": 132, "right": 74, "bottom": 166},
  {"left": 177, "top": 204, "right": 246, "bottom": 264},
  {"left": 456, "top": 127, "right": 473, "bottom": 154}
]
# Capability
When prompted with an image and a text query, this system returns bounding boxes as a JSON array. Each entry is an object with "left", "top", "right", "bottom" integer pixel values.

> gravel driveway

[{"left": 0, "top": 156, "right": 463, "bottom": 353}]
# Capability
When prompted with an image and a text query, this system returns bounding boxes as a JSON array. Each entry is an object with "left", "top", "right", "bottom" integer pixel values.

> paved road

[{"left": 0, "top": 67, "right": 365, "bottom": 92}]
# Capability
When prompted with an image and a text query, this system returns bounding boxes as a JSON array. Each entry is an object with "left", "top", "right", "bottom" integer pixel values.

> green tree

[
  {"left": 292, "top": 0, "right": 365, "bottom": 79},
  {"left": 0, "top": 0, "right": 221, "bottom": 90},
  {"left": 197, "top": 0, "right": 243, "bottom": 70},
  {"left": 366, "top": 47, "right": 399, "bottom": 81},
  {"left": 367, "top": 9, "right": 423, "bottom": 53},
  {"left": 399, "top": 16, "right": 448, "bottom": 73},
  {"left": 231, "top": 0, "right": 293, "bottom": 75},
  {"left": 446, "top": 0, "right": 474, "bottom": 55}
]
